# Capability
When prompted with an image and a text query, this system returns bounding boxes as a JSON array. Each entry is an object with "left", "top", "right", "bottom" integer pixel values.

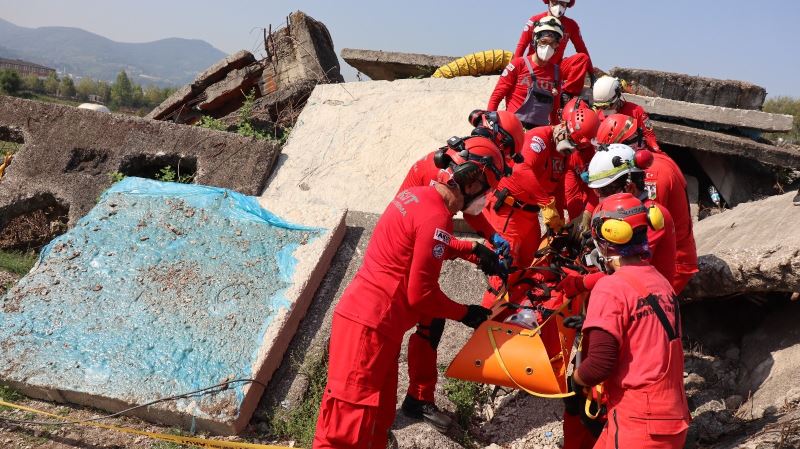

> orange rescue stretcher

[{"left": 446, "top": 235, "right": 588, "bottom": 398}]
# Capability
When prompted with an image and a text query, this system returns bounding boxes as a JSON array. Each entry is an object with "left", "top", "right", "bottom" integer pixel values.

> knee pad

[{"left": 415, "top": 319, "right": 446, "bottom": 350}]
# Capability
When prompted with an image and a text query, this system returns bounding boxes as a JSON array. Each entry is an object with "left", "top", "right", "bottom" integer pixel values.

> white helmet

[
  {"left": 592, "top": 76, "right": 623, "bottom": 109},
  {"left": 533, "top": 16, "right": 564, "bottom": 39},
  {"left": 587, "top": 143, "right": 642, "bottom": 188}
]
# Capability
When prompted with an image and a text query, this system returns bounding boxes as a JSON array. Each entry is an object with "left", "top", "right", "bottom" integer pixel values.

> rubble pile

[{"left": 147, "top": 11, "right": 343, "bottom": 130}]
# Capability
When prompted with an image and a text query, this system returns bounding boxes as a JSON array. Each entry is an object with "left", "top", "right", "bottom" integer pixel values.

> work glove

[
  {"left": 568, "top": 210, "right": 592, "bottom": 247},
  {"left": 557, "top": 274, "right": 588, "bottom": 298},
  {"left": 460, "top": 304, "right": 492, "bottom": 329},
  {"left": 490, "top": 233, "right": 511, "bottom": 260},
  {"left": 540, "top": 199, "right": 564, "bottom": 234},
  {"left": 563, "top": 314, "right": 585, "bottom": 330},
  {"left": 563, "top": 375, "right": 586, "bottom": 416},
  {"left": 473, "top": 243, "right": 502, "bottom": 277}
]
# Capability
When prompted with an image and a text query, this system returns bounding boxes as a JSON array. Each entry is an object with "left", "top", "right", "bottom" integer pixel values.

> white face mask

[
  {"left": 536, "top": 44, "right": 556, "bottom": 61},
  {"left": 463, "top": 194, "right": 487, "bottom": 215},
  {"left": 549, "top": 3, "right": 566, "bottom": 17}
]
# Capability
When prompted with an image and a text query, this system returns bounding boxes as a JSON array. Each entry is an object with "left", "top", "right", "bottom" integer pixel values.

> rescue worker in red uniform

[
  {"left": 514, "top": 1, "right": 594, "bottom": 102},
  {"left": 312, "top": 142, "right": 507, "bottom": 449},
  {"left": 481, "top": 105, "right": 599, "bottom": 306},
  {"left": 561, "top": 98, "right": 599, "bottom": 223},
  {"left": 396, "top": 114, "right": 523, "bottom": 431},
  {"left": 572, "top": 193, "right": 691, "bottom": 449},
  {"left": 488, "top": 16, "right": 564, "bottom": 128},
  {"left": 592, "top": 112, "right": 698, "bottom": 293},
  {"left": 558, "top": 144, "right": 677, "bottom": 449}
]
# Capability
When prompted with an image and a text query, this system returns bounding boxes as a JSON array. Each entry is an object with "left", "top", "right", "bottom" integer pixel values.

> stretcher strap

[{"left": 584, "top": 384, "right": 604, "bottom": 419}]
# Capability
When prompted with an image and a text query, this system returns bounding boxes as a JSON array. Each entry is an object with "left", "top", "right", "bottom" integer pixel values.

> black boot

[{"left": 401, "top": 394, "right": 452, "bottom": 433}]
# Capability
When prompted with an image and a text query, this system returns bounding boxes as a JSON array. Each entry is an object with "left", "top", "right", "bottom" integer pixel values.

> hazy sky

[{"left": 2, "top": 0, "right": 798, "bottom": 97}]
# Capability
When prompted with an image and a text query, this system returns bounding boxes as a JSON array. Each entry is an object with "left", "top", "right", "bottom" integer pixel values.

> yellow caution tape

[{"left": 0, "top": 399, "right": 295, "bottom": 449}]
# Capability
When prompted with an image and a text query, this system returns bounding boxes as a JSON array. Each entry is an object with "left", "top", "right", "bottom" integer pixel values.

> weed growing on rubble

[
  {"left": 0, "top": 385, "right": 23, "bottom": 410},
  {"left": 198, "top": 115, "right": 227, "bottom": 131},
  {"left": 197, "top": 89, "right": 291, "bottom": 144},
  {"left": 155, "top": 166, "right": 194, "bottom": 184},
  {"left": 444, "top": 377, "right": 491, "bottom": 429},
  {"left": 0, "top": 250, "right": 37, "bottom": 275},
  {"left": 0, "top": 140, "right": 20, "bottom": 155},
  {"left": 267, "top": 349, "right": 328, "bottom": 448},
  {"left": 108, "top": 171, "right": 126, "bottom": 183}
]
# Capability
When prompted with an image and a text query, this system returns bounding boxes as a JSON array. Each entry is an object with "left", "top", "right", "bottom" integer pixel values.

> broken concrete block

[
  {"left": 652, "top": 120, "right": 800, "bottom": 167},
  {"left": 623, "top": 94, "right": 793, "bottom": 132},
  {"left": 738, "top": 303, "right": 800, "bottom": 419},
  {"left": 610, "top": 67, "right": 767, "bottom": 110},
  {"left": 341, "top": 48, "right": 457, "bottom": 81},
  {"left": 145, "top": 50, "right": 257, "bottom": 121},
  {"left": 684, "top": 192, "right": 800, "bottom": 299},
  {"left": 685, "top": 174, "right": 699, "bottom": 222},
  {"left": 0, "top": 96, "right": 281, "bottom": 243},
  {"left": 260, "top": 76, "right": 497, "bottom": 215},
  {"left": 0, "top": 178, "right": 345, "bottom": 434},
  {"left": 691, "top": 151, "right": 776, "bottom": 207},
  {"left": 197, "top": 63, "right": 264, "bottom": 111}
]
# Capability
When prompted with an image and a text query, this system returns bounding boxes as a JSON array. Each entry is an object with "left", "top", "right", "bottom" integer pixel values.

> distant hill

[{"left": 0, "top": 18, "right": 227, "bottom": 86}]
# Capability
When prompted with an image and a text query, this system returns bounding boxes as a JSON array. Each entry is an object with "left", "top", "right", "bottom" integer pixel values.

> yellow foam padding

[{"left": 432, "top": 50, "right": 513, "bottom": 79}]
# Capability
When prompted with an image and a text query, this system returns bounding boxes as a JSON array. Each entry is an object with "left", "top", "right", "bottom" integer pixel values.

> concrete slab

[
  {"left": 0, "top": 96, "right": 282, "bottom": 247},
  {"left": 623, "top": 94, "right": 793, "bottom": 132},
  {"left": 260, "top": 76, "right": 499, "bottom": 215},
  {"left": 610, "top": 67, "right": 767, "bottom": 110},
  {"left": 652, "top": 120, "right": 800, "bottom": 167},
  {"left": 684, "top": 191, "right": 800, "bottom": 299},
  {"left": 0, "top": 178, "right": 346, "bottom": 434},
  {"left": 691, "top": 151, "right": 776, "bottom": 207},
  {"left": 341, "top": 48, "right": 457, "bottom": 81}
]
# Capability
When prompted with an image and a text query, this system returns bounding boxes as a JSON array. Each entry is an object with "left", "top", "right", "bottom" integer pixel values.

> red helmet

[
  {"left": 434, "top": 136, "right": 505, "bottom": 192},
  {"left": 565, "top": 106, "right": 600, "bottom": 148},
  {"left": 596, "top": 114, "right": 643, "bottom": 148},
  {"left": 541, "top": 0, "right": 575, "bottom": 7},
  {"left": 591, "top": 192, "right": 664, "bottom": 257},
  {"left": 469, "top": 110, "right": 525, "bottom": 160},
  {"left": 560, "top": 97, "right": 592, "bottom": 124}
]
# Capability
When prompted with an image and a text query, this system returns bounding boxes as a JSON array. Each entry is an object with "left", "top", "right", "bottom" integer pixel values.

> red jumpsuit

[
  {"left": 482, "top": 126, "right": 567, "bottom": 306},
  {"left": 580, "top": 265, "right": 690, "bottom": 448},
  {"left": 488, "top": 55, "right": 561, "bottom": 125},
  {"left": 313, "top": 187, "right": 470, "bottom": 449},
  {"left": 600, "top": 104, "right": 699, "bottom": 293},
  {"left": 396, "top": 151, "right": 493, "bottom": 404},
  {"left": 564, "top": 146, "right": 598, "bottom": 220},
  {"left": 514, "top": 12, "right": 593, "bottom": 96}
]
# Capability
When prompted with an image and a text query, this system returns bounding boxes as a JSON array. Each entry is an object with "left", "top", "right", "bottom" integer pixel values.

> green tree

[
  {"left": 59, "top": 76, "right": 76, "bottom": 98},
  {"left": 131, "top": 83, "right": 144, "bottom": 108},
  {"left": 43, "top": 72, "right": 60, "bottom": 95},
  {"left": 97, "top": 81, "right": 111, "bottom": 103},
  {"left": 75, "top": 77, "right": 96, "bottom": 101},
  {"left": 0, "top": 70, "right": 21, "bottom": 94},
  {"left": 764, "top": 96, "right": 800, "bottom": 144},
  {"left": 110, "top": 70, "right": 134, "bottom": 107},
  {"left": 21, "top": 74, "right": 44, "bottom": 93}
]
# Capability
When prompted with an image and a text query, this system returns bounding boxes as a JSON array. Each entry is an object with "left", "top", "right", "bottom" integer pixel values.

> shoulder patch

[
  {"left": 644, "top": 181, "right": 657, "bottom": 200},
  {"left": 433, "top": 228, "right": 452, "bottom": 245},
  {"left": 530, "top": 135, "right": 546, "bottom": 153},
  {"left": 433, "top": 243, "right": 446, "bottom": 260}
]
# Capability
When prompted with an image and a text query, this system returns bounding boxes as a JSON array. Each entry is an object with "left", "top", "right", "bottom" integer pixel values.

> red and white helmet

[
  {"left": 541, "top": 0, "right": 575, "bottom": 6},
  {"left": 541, "top": 0, "right": 575, "bottom": 17},
  {"left": 469, "top": 110, "right": 525, "bottom": 161},
  {"left": 596, "top": 114, "right": 643, "bottom": 148},
  {"left": 586, "top": 143, "right": 653, "bottom": 189},
  {"left": 434, "top": 136, "right": 506, "bottom": 193},
  {"left": 564, "top": 105, "right": 600, "bottom": 148}
]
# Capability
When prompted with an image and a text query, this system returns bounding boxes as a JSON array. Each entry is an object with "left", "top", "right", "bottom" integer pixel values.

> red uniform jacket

[
  {"left": 487, "top": 55, "right": 560, "bottom": 124},
  {"left": 645, "top": 200, "right": 677, "bottom": 285},
  {"left": 513, "top": 12, "right": 593, "bottom": 71},
  {"left": 564, "top": 146, "right": 597, "bottom": 219},
  {"left": 397, "top": 150, "right": 497, "bottom": 239},
  {"left": 599, "top": 102, "right": 660, "bottom": 152},
  {"left": 335, "top": 187, "right": 468, "bottom": 343},
  {"left": 498, "top": 126, "right": 567, "bottom": 211}
]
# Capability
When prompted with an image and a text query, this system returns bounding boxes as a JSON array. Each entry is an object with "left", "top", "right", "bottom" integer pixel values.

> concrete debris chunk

[
  {"left": 623, "top": 93, "right": 793, "bottom": 132},
  {"left": 0, "top": 178, "right": 345, "bottom": 434},
  {"left": 685, "top": 192, "right": 800, "bottom": 299},
  {"left": 341, "top": 48, "right": 458, "bottom": 81},
  {"left": 198, "top": 63, "right": 264, "bottom": 111},
  {"left": 610, "top": 67, "right": 767, "bottom": 110},
  {"left": 0, "top": 96, "right": 281, "bottom": 246}
]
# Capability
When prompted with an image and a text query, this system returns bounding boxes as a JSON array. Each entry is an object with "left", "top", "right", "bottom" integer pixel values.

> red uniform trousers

[
  {"left": 593, "top": 339, "right": 689, "bottom": 449},
  {"left": 560, "top": 53, "right": 591, "bottom": 97},
  {"left": 313, "top": 313, "right": 400, "bottom": 449},
  {"left": 406, "top": 314, "right": 443, "bottom": 402},
  {"left": 563, "top": 413, "right": 599, "bottom": 449},
  {"left": 480, "top": 198, "right": 542, "bottom": 307}
]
